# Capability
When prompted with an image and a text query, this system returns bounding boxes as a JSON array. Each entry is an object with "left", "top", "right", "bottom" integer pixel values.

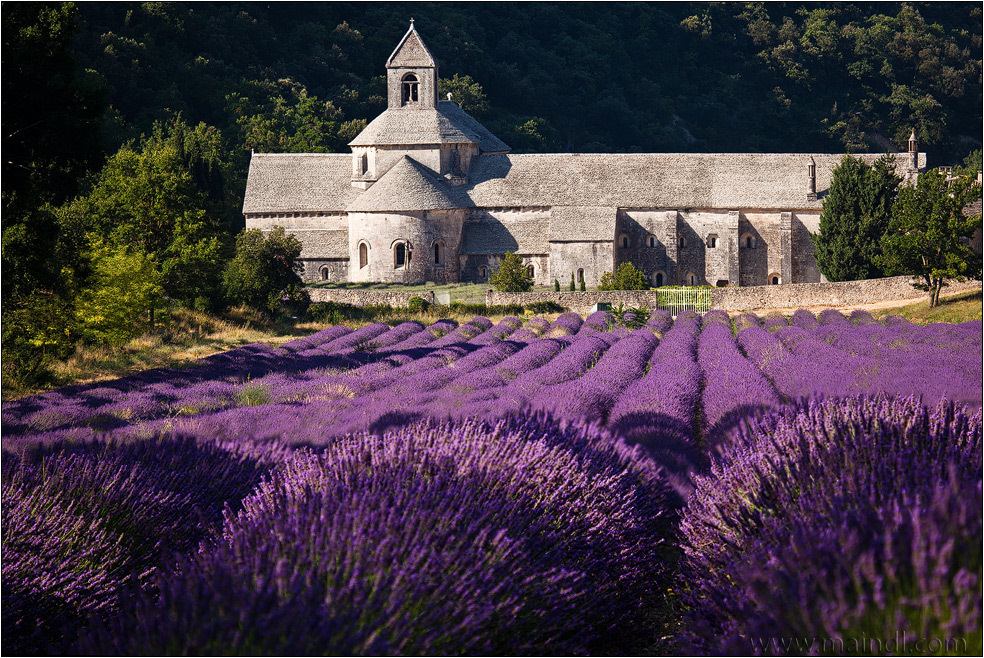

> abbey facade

[{"left": 243, "top": 23, "right": 926, "bottom": 288}]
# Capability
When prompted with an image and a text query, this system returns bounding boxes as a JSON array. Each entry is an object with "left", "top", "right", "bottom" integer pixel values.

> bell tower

[{"left": 386, "top": 20, "right": 439, "bottom": 110}]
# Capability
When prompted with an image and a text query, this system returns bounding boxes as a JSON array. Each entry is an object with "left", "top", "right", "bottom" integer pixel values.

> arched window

[
  {"left": 741, "top": 232, "right": 757, "bottom": 249},
  {"left": 359, "top": 242, "right": 369, "bottom": 269},
  {"left": 649, "top": 235, "right": 656, "bottom": 248},
  {"left": 319, "top": 265, "right": 330, "bottom": 281},
  {"left": 653, "top": 271, "right": 664, "bottom": 287},
  {"left": 680, "top": 236, "right": 687, "bottom": 249},
  {"left": 577, "top": 268, "right": 584, "bottom": 283},
  {"left": 707, "top": 234, "right": 718, "bottom": 249},
  {"left": 770, "top": 273, "right": 780, "bottom": 285},
  {"left": 687, "top": 273, "right": 696, "bottom": 286},
  {"left": 479, "top": 266, "right": 488, "bottom": 279},
  {"left": 394, "top": 242, "right": 408, "bottom": 268},
  {"left": 527, "top": 264, "right": 535, "bottom": 278},
  {"left": 433, "top": 242, "right": 443, "bottom": 267},
  {"left": 619, "top": 233, "right": 630, "bottom": 249},
  {"left": 401, "top": 73, "right": 419, "bottom": 105}
]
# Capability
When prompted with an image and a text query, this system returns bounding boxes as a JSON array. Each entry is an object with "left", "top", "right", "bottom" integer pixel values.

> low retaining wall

[
  {"left": 487, "top": 276, "right": 982, "bottom": 314},
  {"left": 307, "top": 288, "right": 435, "bottom": 307},
  {"left": 486, "top": 290, "right": 665, "bottom": 315},
  {"left": 711, "top": 276, "right": 980, "bottom": 311}
]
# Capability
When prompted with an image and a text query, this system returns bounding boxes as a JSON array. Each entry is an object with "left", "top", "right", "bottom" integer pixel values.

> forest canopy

[{"left": 67, "top": 2, "right": 984, "bottom": 164}]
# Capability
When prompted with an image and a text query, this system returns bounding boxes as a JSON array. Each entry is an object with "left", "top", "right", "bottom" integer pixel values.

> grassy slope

[
  {"left": 872, "top": 289, "right": 983, "bottom": 325},
  {"left": 5, "top": 289, "right": 979, "bottom": 400},
  {"left": 2, "top": 304, "right": 551, "bottom": 400}
]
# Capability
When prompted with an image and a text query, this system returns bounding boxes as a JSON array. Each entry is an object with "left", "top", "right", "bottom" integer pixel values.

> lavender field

[{"left": 3, "top": 309, "right": 982, "bottom": 655}]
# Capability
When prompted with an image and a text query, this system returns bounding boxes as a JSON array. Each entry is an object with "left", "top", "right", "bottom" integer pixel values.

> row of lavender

[
  {"left": 2, "top": 309, "right": 982, "bottom": 654},
  {"left": 5, "top": 308, "right": 979, "bottom": 451}
]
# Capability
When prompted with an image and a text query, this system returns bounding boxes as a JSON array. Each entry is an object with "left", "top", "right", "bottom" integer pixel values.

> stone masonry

[{"left": 243, "top": 23, "right": 928, "bottom": 291}]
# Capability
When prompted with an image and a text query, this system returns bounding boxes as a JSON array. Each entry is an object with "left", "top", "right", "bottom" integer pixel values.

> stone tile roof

[
  {"left": 460, "top": 216, "right": 550, "bottom": 255},
  {"left": 242, "top": 153, "right": 361, "bottom": 214},
  {"left": 346, "top": 156, "right": 470, "bottom": 212},
  {"left": 464, "top": 152, "right": 902, "bottom": 210},
  {"left": 963, "top": 197, "right": 982, "bottom": 217},
  {"left": 349, "top": 101, "right": 509, "bottom": 153},
  {"left": 549, "top": 206, "right": 616, "bottom": 241},
  {"left": 266, "top": 229, "right": 349, "bottom": 259}
]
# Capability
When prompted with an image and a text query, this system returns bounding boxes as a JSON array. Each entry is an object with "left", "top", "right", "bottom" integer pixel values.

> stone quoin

[{"left": 242, "top": 22, "right": 927, "bottom": 288}]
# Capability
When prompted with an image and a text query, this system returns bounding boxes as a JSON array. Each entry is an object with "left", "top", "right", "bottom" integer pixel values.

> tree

[
  {"left": 813, "top": 155, "right": 902, "bottom": 281},
  {"left": 60, "top": 116, "right": 230, "bottom": 309},
  {"left": 880, "top": 169, "right": 982, "bottom": 307},
  {"left": 598, "top": 262, "right": 650, "bottom": 290},
  {"left": 570, "top": 272, "right": 576, "bottom": 291},
  {"left": 489, "top": 252, "right": 533, "bottom": 292},
  {"left": 438, "top": 74, "right": 489, "bottom": 117},
  {"left": 1, "top": 2, "right": 106, "bottom": 389},
  {"left": 74, "top": 243, "right": 165, "bottom": 346},
  {"left": 224, "top": 227, "right": 309, "bottom": 315}
]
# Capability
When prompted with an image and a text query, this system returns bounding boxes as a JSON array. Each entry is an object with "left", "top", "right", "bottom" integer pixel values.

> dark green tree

[
  {"left": 570, "top": 272, "right": 576, "bottom": 291},
  {"left": 880, "top": 170, "right": 982, "bottom": 307},
  {"left": 224, "top": 227, "right": 309, "bottom": 316},
  {"left": 553, "top": 278, "right": 560, "bottom": 291},
  {"left": 812, "top": 155, "right": 902, "bottom": 282},
  {"left": 489, "top": 252, "right": 533, "bottom": 292},
  {"left": 2, "top": 2, "right": 106, "bottom": 390},
  {"left": 598, "top": 262, "right": 650, "bottom": 290}
]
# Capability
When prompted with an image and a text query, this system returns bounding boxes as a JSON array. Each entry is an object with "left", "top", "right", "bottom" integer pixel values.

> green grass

[{"left": 873, "top": 289, "right": 982, "bottom": 325}]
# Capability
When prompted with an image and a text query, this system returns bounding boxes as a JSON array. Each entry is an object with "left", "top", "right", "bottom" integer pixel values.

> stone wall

[
  {"left": 487, "top": 276, "right": 982, "bottom": 315},
  {"left": 346, "top": 209, "right": 464, "bottom": 284},
  {"left": 710, "top": 276, "right": 981, "bottom": 311},
  {"left": 307, "top": 288, "right": 436, "bottom": 307}
]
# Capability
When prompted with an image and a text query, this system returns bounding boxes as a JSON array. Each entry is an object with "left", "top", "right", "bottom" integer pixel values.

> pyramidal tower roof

[
  {"left": 346, "top": 156, "right": 470, "bottom": 212},
  {"left": 386, "top": 20, "right": 437, "bottom": 68}
]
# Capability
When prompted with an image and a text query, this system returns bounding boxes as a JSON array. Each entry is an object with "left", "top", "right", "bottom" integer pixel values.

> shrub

[
  {"left": 679, "top": 396, "right": 983, "bottom": 655},
  {"left": 81, "top": 416, "right": 677, "bottom": 655},
  {"left": 598, "top": 263, "right": 650, "bottom": 291},
  {"left": 406, "top": 296, "right": 430, "bottom": 312},
  {"left": 526, "top": 300, "right": 565, "bottom": 314},
  {"left": 570, "top": 272, "right": 576, "bottom": 291},
  {"left": 2, "top": 436, "right": 268, "bottom": 654},
  {"left": 553, "top": 278, "right": 560, "bottom": 291},
  {"left": 489, "top": 252, "right": 533, "bottom": 292},
  {"left": 580, "top": 277, "right": 586, "bottom": 292}
]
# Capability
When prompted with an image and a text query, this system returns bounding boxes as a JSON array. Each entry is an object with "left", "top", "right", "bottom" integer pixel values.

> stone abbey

[{"left": 242, "top": 22, "right": 926, "bottom": 288}]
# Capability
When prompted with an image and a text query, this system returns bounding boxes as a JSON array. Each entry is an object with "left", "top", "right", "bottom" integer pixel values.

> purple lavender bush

[
  {"left": 679, "top": 396, "right": 983, "bottom": 655},
  {"left": 1, "top": 435, "right": 271, "bottom": 654},
  {"left": 81, "top": 415, "right": 676, "bottom": 655}
]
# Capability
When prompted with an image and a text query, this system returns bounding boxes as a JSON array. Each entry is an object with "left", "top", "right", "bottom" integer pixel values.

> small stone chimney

[
  {"left": 908, "top": 128, "right": 919, "bottom": 169},
  {"left": 807, "top": 156, "right": 817, "bottom": 202}
]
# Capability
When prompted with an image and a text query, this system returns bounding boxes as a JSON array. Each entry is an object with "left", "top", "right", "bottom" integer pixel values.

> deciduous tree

[
  {"left": 224, "top": 227, "right": 309, "bottom": 316},
  {"left": 880, "top": 169, "right": 982, "bottom": 307},
  {"left": 598, "top": 263, "right": 650, "bottom": 290}
]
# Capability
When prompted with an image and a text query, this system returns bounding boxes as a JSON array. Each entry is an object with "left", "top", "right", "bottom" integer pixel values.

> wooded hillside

[{"left": 73, "top": 2, "right": 984, "bottom": 162}]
